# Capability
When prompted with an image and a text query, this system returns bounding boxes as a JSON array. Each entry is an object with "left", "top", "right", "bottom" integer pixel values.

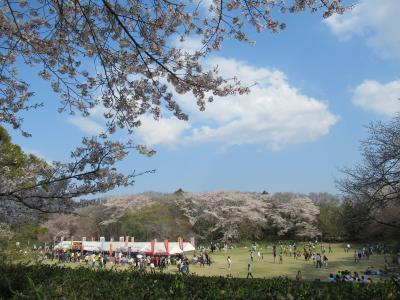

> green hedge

[{"left": 0, "top": 263, "right": 399, "bottom": 299}]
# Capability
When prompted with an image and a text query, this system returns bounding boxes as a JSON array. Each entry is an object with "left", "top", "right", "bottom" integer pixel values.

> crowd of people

[
  {"left": 19, "top": 240, "right": 399, "bottom": 282},
  {"left": 328, "top": 269, "right": 376, "bottom": 283},
  {"left": 269, "top": 240, "right": 331, "bottom": 268},
  {"left": 35, "top": 248, "right": 194, "bottom": 274}
]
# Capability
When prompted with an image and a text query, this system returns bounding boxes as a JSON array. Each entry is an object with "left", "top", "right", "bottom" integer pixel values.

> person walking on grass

[
  {"left": 354, "top": 250, "right": 359, "bottom": 263},
  {"left": 279, "top": 252, "right": 283, "bottom": 264},
  {"left": 246, "top": 263, "right": 254, "bottom": 278},
  {"left": 150, "top": 261, "right": 156, "bottom": 274},
  {"left": 227, "top": 256, "right": 232, "bottom": 272},
  {"left": 315, "top": 253, "right": 322, "bottom": 268},
  {"left": 323, "top": 254, "right": 328, "bottom": 268}
]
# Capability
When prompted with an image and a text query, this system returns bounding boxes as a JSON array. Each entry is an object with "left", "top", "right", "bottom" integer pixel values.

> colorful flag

[
  {"left": 178, "top": 237, "right": 184, "bottom": 250},
  {"left": 151, "top": 239, "right": 156, "bottom": 253},
  {"left": 164, "top": 239, "right": 169, "bottom": 254}
]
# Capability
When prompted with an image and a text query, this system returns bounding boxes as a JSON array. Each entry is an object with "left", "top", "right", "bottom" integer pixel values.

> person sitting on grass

[
  {"left": 353, "top": 272, "right": 359, "bottom": 281},
  {"left": 335, "top": 271, "right": 342, "bottom": 282},
  {"left": 296, "top": 270, "right": 302, "bottom": 281}
]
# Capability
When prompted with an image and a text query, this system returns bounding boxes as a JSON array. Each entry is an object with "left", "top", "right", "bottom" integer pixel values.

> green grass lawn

[
  {"left": 44, "top": 243, "right": 388, "bottom": 281},
  {"left": 184, "top": 244, "right": 385, "bottom": 280}
]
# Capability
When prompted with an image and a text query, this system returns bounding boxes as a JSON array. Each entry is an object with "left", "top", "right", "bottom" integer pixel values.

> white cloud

[
  {"left": 134, "top": 56, "right": 337, "bottom": 149},
  {"left": 324, "top": 0, "right": 400, "bottom": 59},
  {"left": 174, "top": 57, "right": 338, "bottom": 149},
  {"left": 68, "top": 117, "right": 104, "bottom": 135},
  {"left": 173, "top": 36, "right": 203, "bottom": 54},
  {"left": 352, "top": 79, "right": 400, "bottom": 116},
  {"left": 135, "top": 116, "right": 190, "bottom": 146},
  {"left": 66, "top": 52, "right": 338, "bottom": 149}
]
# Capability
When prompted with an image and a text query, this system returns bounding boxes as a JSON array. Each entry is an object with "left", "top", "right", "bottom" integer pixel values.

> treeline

[
  {"left": 2, "top": 190, "right": 399, "bottom": 244},
  {"left": 33, "top": 191, "right": 398, "bottom": 244}
]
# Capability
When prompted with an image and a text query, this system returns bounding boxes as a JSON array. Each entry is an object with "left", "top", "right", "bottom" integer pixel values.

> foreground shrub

[{"left": 0, "top": 263, "right": 399, "bottom": 299}]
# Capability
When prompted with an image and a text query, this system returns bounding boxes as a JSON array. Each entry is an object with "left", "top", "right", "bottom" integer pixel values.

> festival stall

[{"left": 54, "top": 240, "right": 195, "bottom": 255}]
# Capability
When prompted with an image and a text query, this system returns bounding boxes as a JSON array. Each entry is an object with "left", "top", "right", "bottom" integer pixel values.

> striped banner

[
  {"left": 178, "top": 237, "right": 184, "bottom": 250},
  {"left": 164, "top": 239, "right": 169, "bottom": 254}
]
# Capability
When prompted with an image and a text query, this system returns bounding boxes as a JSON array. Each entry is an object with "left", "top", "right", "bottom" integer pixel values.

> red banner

[
  {"left": 164, "top": 239, "right": 169, "bottom": 254},
  {"left": 109, "top": 242, "right": 113, "bottom": 256},
  {"left": 178, "top": 237, "right": 184, "bottom": 250},
  {"left": 150, "top": 239, "right": 156, "bottom": 253}
]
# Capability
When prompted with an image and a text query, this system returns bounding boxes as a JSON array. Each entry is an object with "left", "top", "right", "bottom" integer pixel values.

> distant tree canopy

[
  {"left": 0, "top": 0, "right": 351, "bottom": 213},
  {"left": 22, "top": 190, "right": 400, "bottom": 243}
]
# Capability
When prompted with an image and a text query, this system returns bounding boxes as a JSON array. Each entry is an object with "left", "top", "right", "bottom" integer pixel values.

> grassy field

[
  {"left": 43, "top": 243, "right": 389, "bottom": 281},
  {"left": 184, "top": 244, "right": 385, "bottom": 280}
]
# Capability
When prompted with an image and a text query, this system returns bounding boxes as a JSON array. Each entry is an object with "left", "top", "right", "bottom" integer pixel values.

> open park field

[
  {"left": 184, "top": 244, "right": 386, "bottom": 280},
  {"left": 2, "top": 243, "right": 398, "bottom": 299},
  {"left": 43, "top": 243, "right": 389, "bottom": 281}
]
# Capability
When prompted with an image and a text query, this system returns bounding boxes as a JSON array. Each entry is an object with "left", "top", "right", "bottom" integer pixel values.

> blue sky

[{"left": 8, "top": 0, "right": 400, "bottom": 196}]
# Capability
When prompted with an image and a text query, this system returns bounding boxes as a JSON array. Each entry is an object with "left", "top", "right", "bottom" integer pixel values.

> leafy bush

[{"left": 0, "top": 264, "right": 399, "bottom": 299}]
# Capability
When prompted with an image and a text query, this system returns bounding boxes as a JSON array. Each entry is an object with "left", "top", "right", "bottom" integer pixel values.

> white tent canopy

[{"left": 54, "top": 241, "right": 195, "bottom": 255}]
